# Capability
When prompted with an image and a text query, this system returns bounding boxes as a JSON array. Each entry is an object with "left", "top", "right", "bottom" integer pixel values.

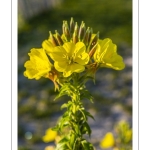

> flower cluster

[{"left": 24, "top": 17, "right": 125, "bottom": 90}]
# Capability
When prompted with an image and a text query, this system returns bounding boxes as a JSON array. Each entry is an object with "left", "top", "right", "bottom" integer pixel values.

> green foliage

[
  {"left": 50, "top": 73, "right": 96, "bottom": 149},
  {"left": 115, "top": 120, "right": 132, "bottom": 147}
]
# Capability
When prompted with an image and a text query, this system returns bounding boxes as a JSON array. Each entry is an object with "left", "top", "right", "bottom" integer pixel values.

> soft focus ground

[{"left": 18, "top": 0, "right": 132, "bottom": 149}]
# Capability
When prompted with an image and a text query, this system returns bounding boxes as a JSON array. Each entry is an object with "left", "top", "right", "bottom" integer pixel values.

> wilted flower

[{"left": 24, "top": 48, "right": 52, "bottom": 80}]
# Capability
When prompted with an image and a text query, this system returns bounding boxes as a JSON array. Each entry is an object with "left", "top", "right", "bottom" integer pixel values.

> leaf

[
  {"left": 79, "top": 108, "right": 87, "bottom": 121},
  {"left": 83, "top": 110, "right": 95, "bottom": 120},
  {"left": 80, "top": 89, "right": 94, "bottom": 103},
  {"left": 74, "top": 124, "right": 80, "bottom": 135},
  {"left": 54, "top": 83, "right": 77, "bottom": 100},
  {"left": 81, "top": 140, "right": 95, "bottom": 150},
  {"left": 51, "top": 125, "right": 59, "bottom": 131},
  {"left": 55, "top": 136, "right": 70, "bottom": 150},
  {"left": 81, "top": 122, "right": 92, "bottom": 137},
  {"left": 69, "top": 133, "right": 76, "bottom": 149},
  {"left": 61, "top": 103, "right": 68, "bottom": 110},
  {"left": 59, "top": 116, "right": 70, "bottom": 130}
]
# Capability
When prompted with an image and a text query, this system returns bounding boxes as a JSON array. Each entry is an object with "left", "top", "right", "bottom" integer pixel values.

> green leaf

[
  {"left": 69, "top": 133, "right": 76, "bottom": 149},
  {"left": 61, "top": 103, "right": 68, "bottom": 110},
  {"left": 51, "top": 125, "right": 59, "bottom": 131},
  {"left": 81, "top": 140, "right": 95, "bottom": 150},
  {"left": 59, "top": 116, "right": 70, "bottom": 130},
  {"left": 55, "top": 136, "right": 70, "bottom": 150},
  {"left": 81, "top": 122, "right": 92, "bottom": 136},
  {"left": 79, "top": 108, "right": 87, "bottom": 121},
  {"left": 80, "top": 89, "right": 94, "bottom": 103},
  {"left": 83, "top": 110, "right": 95, "bottom": 120},
  {"left": 54, "top": 83, "right": 78, "bottom": 101},
  {"left": 81, "top": 140, "right": 91, "bottom": 150}
]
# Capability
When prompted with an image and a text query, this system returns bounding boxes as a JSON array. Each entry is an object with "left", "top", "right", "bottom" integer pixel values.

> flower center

[
  {"left": 64, "top": 53, "right": 76, "bottom": 65},
  {"left": 68, "top": 56, "right": 74, "bottom": 64}
]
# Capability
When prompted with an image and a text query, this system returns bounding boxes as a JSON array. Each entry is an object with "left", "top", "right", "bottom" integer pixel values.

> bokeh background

[{"left": 18, "top": 0, "right": 132, "bottom": 149}]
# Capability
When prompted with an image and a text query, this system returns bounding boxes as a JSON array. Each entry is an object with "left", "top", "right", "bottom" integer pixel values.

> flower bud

[
  {"left": 88, "top": 43, "right": 98, "bottom": 58},
  {"left": 64, "top": 21, "right": 71, "bottom": 41},
  {"left": 62, "top": 20, "right": 66, "bottom": 35},
  {"left": 55, "top": 30, "right": 64, "bottom": 46},
  {"left": 89, "top": 31, "right": 99, "bottom": 50},
  {"left": 49, "top": 31, "right": 59, "bottom": 46},
  {"left": 78, "top": 21, "right": 86, "bottom": 41},
  {"left": 88, "top": 28, "right": 93, "bottom": 44},
  {"left": 70, "top": 17, "right": 75, "bottom": 36},
  {"left": 73, "top": 22, "right": 79, "bottom": 44},
  {"left": 83, "top": 27, "right": 90, "bottom": 46},
  {"left": 74, "top": 22, "right": 79, "bottom": 37}
]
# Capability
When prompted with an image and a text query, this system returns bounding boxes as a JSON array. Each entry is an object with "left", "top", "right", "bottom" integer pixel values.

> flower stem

[{"left": 54, "top": 74, "right": 95, "bottom": 150}]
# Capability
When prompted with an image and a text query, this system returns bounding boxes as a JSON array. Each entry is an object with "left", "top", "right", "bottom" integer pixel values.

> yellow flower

[
  {"left": 50, "top": 42, "right": 89, "bottom": 77},
  {"left": 100, "top": 132, "right": 115, "bottom": 149},
  {"left": 24, "top": 48, "right": 52, "bottom": 80},
  {"left": 42, "top": 128, "right": 57, "bottom": 143},
  {"left": 93, "top": 38, "right": 125, "bottom": 70},
  {"left": 44, "top": 146, "right": 55, "bottom": 150}
]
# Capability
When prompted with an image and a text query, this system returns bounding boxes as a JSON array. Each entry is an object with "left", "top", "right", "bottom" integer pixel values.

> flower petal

[
  {"left": 63, "top": 42, "right": 76, "bottom": 56},
  {"left": 54, "top": 61, "right": 67, "bottom": 72},
  {"left": 74, "top": 53, "right": 89, "bottom": 65},
  {"left": 50, "top": 46, "right": 67, "bottom": 61},
  {"left": 71, "top": 63, "right": 85, "bottom": 73},
  {"left": 100, "top": 54, "right": 125, "bottom": 70},
  {"left": 75, "top": 42, "right": 86, "bottom": 56},
  {"left": 63, "top": 63, "right": 85, "bottom": 77},
  {"left": 42, "top": 40, "right": 54, "bottom": 53}
]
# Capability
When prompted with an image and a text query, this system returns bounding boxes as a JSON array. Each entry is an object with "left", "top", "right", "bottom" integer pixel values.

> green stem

[{"left": 54, "top": 75, "right": 95, "bottom": 150}]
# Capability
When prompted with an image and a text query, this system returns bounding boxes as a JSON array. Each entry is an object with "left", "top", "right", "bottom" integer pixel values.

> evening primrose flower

[
  {"left": 93, "top": 38, "right": 125, "bottom": 70},
  {"left": 42, "top": 128, "right": 57, "bottom": 143},
  {"left": 100, "top": 132, "right": 115, "bottom": 149},
  {"left": 24, "top": 48, "right": 52, "bottom": 80},
  {"left": 50, "top": 42, "right": 89, "bottom": 77}
]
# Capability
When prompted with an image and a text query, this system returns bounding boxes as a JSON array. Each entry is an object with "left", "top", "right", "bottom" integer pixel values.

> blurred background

[{"left": 18, "top": 0, "right": 132, "bottom": 149}]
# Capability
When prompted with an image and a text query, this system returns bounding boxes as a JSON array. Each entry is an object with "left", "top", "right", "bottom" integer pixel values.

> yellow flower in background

[
  {"left": 100, "top": 132, "right": 115, "bottom": 149},
  {"left": 24, "top": 48, "right": 52, "bottom": 80},
  {"left": 124, "top": 129, "right": 132, "bottom": 143},
  {"left": 93, "top": 38, "right": 125, "bottom": 70},
  {"left": 44, "top": 146, "right": 55, "bottom": 150},
  {"left": 54, "top": 135, "right": 61, "bottom": 144},
  {"left": 115, "top": 120, "right": 132, "bottom": 144},
  {"left": 42, "top": 128, "right": 57, "bottom": 143},
  {"left": 50, "top": 42, "right": 89, "bottom": 77}
]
